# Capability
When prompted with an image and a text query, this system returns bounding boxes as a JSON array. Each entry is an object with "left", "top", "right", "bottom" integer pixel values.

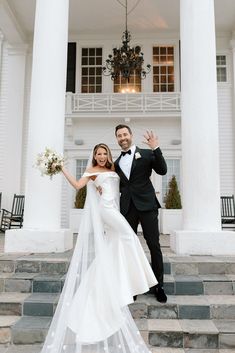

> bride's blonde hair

[{"left": 92, "top": 143, "right": 114, "bottom": 170}]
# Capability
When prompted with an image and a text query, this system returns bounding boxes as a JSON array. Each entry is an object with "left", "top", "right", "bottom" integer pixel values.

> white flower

[
  {"left": 35, "top": 147, "right": 64, "bottom": 179},
  {"left": 135, "top": 152, "right": 141, "bottom": 160}
]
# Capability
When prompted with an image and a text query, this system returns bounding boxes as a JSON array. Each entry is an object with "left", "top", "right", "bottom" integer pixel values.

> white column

[
  {"left": 5, "top": 0, "right": 73, "bottom": 253},
  {"left": 171, "top": 0, "right": 235, "bottom": 255},
  {"left": 230, "top": 38, "right": 235, "bottom": 194},
  {"left": 3, "top": 45, "right": 27, "bottom": 208}
]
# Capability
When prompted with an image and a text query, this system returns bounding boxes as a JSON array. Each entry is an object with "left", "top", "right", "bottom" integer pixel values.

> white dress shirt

[{"left": 119, "top": 144, "right": 136, "bottom": 179}]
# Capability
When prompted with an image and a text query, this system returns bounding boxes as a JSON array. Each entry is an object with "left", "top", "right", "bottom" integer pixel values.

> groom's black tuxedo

[
  {"left": 115, "top": 146, "right": 167, "bottom": 288},
  {"left": 115, "top": 147, "right": 167, "bottom": 214}
]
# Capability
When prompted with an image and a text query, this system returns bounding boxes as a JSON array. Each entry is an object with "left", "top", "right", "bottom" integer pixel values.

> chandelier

[{"left": 102, "top": 0, "right": 151, "bottom": 82}]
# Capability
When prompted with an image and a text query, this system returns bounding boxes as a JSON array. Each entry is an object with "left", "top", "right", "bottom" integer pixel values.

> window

[
  {"left": 81, "top": 48, "right": 103, "bottom": 93},
  {"left": 76, "top": 159, "right": 88, "bottom": 179},
  {"left": 162, "top": 159, "right": 180, "bottom": 202},
  {"left": 113, "top": 71, "right": 142, "bottom": 93},
  {"left": 153, "top": 46, "right": 175, "bottom": 92},
  {"left": 216, "top": 55, "right": 227, "bottom": 82}
]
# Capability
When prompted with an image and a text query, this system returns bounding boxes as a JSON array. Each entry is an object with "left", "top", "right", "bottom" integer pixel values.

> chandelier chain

[
  {"left": 102, "top": 0, "right": 151, "bottom": 83},
  {"left": 115, "top": 0, "right": 142, "bottom": 16}
]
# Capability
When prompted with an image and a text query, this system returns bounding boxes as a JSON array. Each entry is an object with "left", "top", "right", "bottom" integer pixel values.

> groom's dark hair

[{"left": 115, "top": 124, "right": 132, "bottom": 136}]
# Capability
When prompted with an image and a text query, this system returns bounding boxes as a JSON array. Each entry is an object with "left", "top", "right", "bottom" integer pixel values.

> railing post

[{"left": 65, "top": 92, "right": 72, "bottom": 114}]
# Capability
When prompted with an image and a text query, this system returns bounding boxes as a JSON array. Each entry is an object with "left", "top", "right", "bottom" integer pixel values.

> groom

[{"left": 114, "top": 124, "right": 167, "bottom": 303}]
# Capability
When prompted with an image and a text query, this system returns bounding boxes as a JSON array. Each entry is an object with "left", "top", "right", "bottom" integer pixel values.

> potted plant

[
  {"left": 69, "top": 186, "right": 87, "bottom": 232},
  {"left": 160, "top": 175, "right": 182, "bottom": 234}
]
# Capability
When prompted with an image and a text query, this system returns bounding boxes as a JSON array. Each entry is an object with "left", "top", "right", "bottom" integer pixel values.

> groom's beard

[{"left": 118, "top": 139, "right": 132, "bottom": 151}]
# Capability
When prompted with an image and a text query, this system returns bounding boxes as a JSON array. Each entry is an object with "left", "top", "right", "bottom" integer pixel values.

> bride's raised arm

[{"left": 61, "top": 166, "right": 90, "bottom": 190}]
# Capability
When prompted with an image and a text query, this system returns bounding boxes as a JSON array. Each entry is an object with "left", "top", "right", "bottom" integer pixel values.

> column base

[
  {"left": 171, "top": 230, "right": 235, "bottom": 255},
  {"left": 4, "top": 228, "right": 73, "bottom": 253}
]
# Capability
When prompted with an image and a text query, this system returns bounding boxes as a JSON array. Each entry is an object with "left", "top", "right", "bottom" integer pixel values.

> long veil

[{"left": 40, "top": 153, "right": 152, "bottom": 353}]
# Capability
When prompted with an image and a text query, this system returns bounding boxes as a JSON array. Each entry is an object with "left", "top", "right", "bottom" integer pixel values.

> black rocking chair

[
  {"left": 0, "top": 194, "right": 25, "bottom": 232},
  {"left": 221, "top": 195, "right": 235, "bottom": 230}
]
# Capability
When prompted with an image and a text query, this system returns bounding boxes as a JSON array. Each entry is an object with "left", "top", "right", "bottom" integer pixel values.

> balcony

[{"left": 65, "top": 92, "right": 181, "bottom": 118}]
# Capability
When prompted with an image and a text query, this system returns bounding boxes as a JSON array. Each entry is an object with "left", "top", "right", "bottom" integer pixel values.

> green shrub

[
  {"left": 74, "top": 186, "right": 87, "bottom": 209},
  {"left": 164, "top": 175, "right": 182, "bottom": 209}
]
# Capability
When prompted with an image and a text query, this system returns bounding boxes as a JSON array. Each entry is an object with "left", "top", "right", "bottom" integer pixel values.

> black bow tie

[{"left": 121, "top": 149, "right": 131, "bottom": 157}]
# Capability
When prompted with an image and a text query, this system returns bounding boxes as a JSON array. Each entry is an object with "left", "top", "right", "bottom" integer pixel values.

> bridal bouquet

[{"left": 35, "top": 147, "right": 64, "bottom": 179}]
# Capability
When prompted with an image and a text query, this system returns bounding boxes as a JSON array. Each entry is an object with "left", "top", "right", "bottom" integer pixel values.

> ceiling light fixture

[{"left": 102, "top": 0, "right": 151, "bottom": 82}]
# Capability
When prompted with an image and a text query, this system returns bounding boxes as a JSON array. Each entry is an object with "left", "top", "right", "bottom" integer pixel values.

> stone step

[
  {"left": 0, "top": 293, "right": 29, "bottom": 316},
  {"left": 1, "top": 292, "right": 235, "bottom": 321},
  {"left": 8, "top": 316, "right": 235, "bottom": 349},
  {"left": 0, "top": 316, "right": 20, "bottom": 345},
  {"left": 1, "top": 248, "right": 235, "bottom": 277},
  {"left": 137, "top": 319, "right": 235, "bottom": 350},
  {"left": 131, "top": 295, "right": 235, "bottom": 320},
  {"left": 0, "top": 348, "right": 235, "bottom": 353},
  {"left": 23, "top": 293, "right": 59, "bottom": 317},
  {"left": 1, "top": 273, "right": 235, "bottom": 295}
]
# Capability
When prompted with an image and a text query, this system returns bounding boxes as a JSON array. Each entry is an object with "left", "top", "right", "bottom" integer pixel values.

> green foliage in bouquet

[
  {"left": 75, "top": 186, "right": 87, "bottom": 209},
  {"left": 164, "top": 175, "right": 182, "bottom": 209}
]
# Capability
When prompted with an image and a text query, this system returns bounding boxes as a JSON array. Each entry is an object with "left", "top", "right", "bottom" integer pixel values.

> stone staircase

[{"left": 0, "top": 234, "right": 234, "bottom": 353}]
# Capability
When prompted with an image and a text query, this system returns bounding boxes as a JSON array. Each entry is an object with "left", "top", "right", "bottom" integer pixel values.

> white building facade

[{"left": 0, "top": 0, "right": 235, "bottom": 254}]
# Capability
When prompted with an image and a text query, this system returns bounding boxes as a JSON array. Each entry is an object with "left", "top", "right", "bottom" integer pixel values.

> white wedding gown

[{"left": 40, "top": 171, "right": 157, "bottom": 353}]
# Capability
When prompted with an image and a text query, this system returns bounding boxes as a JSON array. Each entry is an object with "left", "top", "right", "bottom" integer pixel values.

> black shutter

[{"left": 66, "top": 42, "right": 76, "bottom": 93}]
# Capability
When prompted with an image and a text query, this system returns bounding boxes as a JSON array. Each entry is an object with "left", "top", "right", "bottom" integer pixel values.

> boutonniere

[{"left": 135, "top": 152, "right": 141, "bottom": 160}]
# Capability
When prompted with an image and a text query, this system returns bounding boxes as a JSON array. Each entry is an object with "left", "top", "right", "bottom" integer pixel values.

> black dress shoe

[
  {"left": 133, "top": 295, "right": 137, "bottom": 301},
  {"left": 155, "top": 287, "right": 167, "bottom": 303}
]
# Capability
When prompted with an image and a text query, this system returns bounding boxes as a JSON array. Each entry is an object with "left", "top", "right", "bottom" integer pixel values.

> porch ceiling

[{"left": 6, "top": 0, "right": 235, "bottom": 39}]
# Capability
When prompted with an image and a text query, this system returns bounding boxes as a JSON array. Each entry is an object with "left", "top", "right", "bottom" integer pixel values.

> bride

[{"left": 40, "top": 143, "right": 157, "bottom": 353}]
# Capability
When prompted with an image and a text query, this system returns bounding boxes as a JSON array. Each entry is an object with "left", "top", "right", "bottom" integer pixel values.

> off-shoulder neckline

[{"left": 83, "top": 171, "right": 116, "bottom": 176}]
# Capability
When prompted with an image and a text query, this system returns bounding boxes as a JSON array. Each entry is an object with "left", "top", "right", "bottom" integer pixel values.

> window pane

[
  {"left": 89, "top": 57, "right": 95, "bottom": 65},
  {"left": 82, "top": 48, "right": 88, "bottom": 56},
  {"left": 113, "top": 69, "right": 142, "bottom": 92},
  {"left": 76, "top": 159, "right": 88, "bottom": 179},
  {"left": 162, "top": 159, "right": 180, "bottom": 203},
  {"left": 216, "top": 55, "right": 227, "bottom": 82},
  {"left": 81, "top": 47, "right": 103, "bottom": 93},
  {"left": 153, "top": 84, "right": 159, "bottom": 92},
  {"left": 153, "top": 47, "right": 159, "bottom": 55},
  {"left": 89, "top": 86, "right": 95, "bottom": 93},
  {"left": 82, "top": 57, "right": 88, "bottom": 65},
  {"left": 152, "top": 46, "right": 174, "bottom": 92},
  {"left": 89, "top": 67, "right": 95, "bottom": 75},
  {"left": 82, "top": 68, "right": 88, "bottom": 75},
  {"left": 160, "top": 47, "right": 166, "bottom": 55},
  {"left": 81, "top": 86, "right": 88, "bottom": 93},
  {"left": 96, "top": 48, "right": 102, "bottom": 56},
  {"left": 160, "top": 55, "right": 167, "bottom": 64},
  {"left": 96, "top": 57, "right": 102, "bottom": 65},
  {"left": 89, "top": 48, "right": 95, "bottom": 56},
  {"left": 153, "top": 56, "right": 159, "bottom": 64}
]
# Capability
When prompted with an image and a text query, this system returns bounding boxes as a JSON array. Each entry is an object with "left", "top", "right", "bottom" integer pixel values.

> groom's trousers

[{"left": 124, "top": 200, "right": 164, "bottom": 288}]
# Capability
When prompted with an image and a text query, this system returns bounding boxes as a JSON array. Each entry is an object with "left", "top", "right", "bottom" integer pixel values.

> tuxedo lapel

[
  {"left": 130, "top": 147, "right": 141, "bottom": 177},
  {"left": 115, "top": 155, "right": 129, "bottom": 182}
]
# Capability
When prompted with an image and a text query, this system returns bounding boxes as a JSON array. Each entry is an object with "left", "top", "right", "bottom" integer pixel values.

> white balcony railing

[{"left": 65, "top": 92, "right": 181, "bottom": 114}]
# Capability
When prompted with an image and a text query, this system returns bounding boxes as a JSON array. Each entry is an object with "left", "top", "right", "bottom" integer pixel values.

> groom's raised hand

[{"left": 143, "top": 130, "right": 159, "bottom": 150}]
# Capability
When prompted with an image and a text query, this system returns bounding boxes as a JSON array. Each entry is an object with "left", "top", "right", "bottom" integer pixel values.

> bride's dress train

[{"left": 40, "top": 172, "right": 157, "bottom": 353}]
